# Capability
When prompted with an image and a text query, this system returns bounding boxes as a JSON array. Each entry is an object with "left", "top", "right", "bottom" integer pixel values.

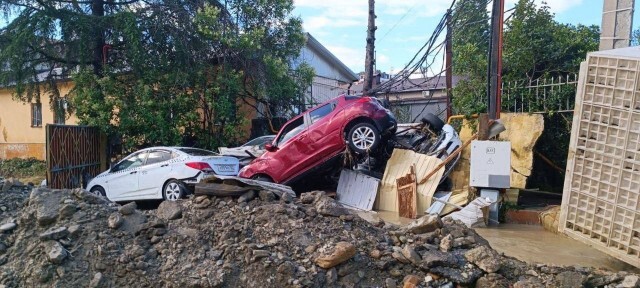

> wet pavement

[{"left": 474, "top": 224, "right": 639, "bottom": 272}]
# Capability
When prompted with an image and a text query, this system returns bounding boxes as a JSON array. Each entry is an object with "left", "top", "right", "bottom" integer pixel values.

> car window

[
  {"left": 276, "top": 117, "right": 305, "bottom": 146},
  {"left": 242, "top": 136, "right": 274, "bottom": 147},
  {"left": 309, "top": 103, "right": 335, "bottom": 124},
  {"left": 113, "top": 151, "right": 148, "bottom": 172},
  {"left": 145, "top": 150, "right": 173, "bottom": 165},
  {"left": 177, "top": 148, "right": 217, "bottom": 156}
]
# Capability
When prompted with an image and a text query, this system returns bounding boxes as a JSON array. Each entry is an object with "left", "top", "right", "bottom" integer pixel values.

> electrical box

[{"left": 470, "top": 140, "right": 511, "bottom": 188}]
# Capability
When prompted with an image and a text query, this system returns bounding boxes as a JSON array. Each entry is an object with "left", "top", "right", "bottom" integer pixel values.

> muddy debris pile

[{"left": 0, "top": 186, "right": 638, "bottom": 288}]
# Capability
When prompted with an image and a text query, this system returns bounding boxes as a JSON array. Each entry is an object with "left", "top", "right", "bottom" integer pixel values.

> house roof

[
  {"left": 304, "top": 33, "right": 358, "bottom": 82},
  {"left": 346, "top": 75, "right": 464, "bottom": 95}
]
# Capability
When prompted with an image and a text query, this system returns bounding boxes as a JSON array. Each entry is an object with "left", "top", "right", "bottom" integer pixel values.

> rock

[
  {"left": 119, "top": 202, "right": 137, "bottom": 215},
  {"left": 72, "top": 188, "right": 108, "bottom": 204},
  {"left": 440, "top": 234, "right": 453, "bottom": 252},
  {"left": 1, "top": 179, "right": 13, "bottom": 192},
  {"left": 304, "top": 245, "right": 317, "bottom": 254},
  {"left": 108, "top": 212, "right": 124, "bottom": 229},
  {"left": 621, "top": 275, "right": 640, "bottom": 288},
  {"left": 403, "top": 214, "right": 443, "bottom": 234},
  {"left": 89, "top": 272, "right": 105, "bottom": 288},
  {"left": 475, "top": 273, "right": 509, "bottom": 288},
  {"left": 464, "top": 246, "right": 502, "bottom": 273},
  {"left": 392, "top": 251, "right": 410, "bottom": 264},
  {"left": 429, "top": 266, "right": 483, "bottom": 285},
  {"left": 314, "top": 242, "right": 356, "bottom": 269},
  {"left": 420, "top": 251, "right": 458, "bottom": 268},
  {"left": 68, "top": 225, "right": 82, "bottom": 237},
  {"left": 370, "top": 249, "right": 382, "bottom": 259},
  {"left": 402, "top": 274, "right": 421, "bottom": 288},
  {"left": 238, "top": 190, "right": 257, "bottom": 203},
  {"left": 252, "top": 249, "right": 270, "bottom": 259},
  {"left": 58, "top": 204, "right": 77, "bottom": 219},
  {"left": 401, "top": 245, "right": 421, "bottom": 265},
  {"left": 326, "top": 268, "right": 338, "bottom": 284},
  {"left": 300, "top": 193, "right": 316, "bottom": 204},
  {"left": 280, "top": 192, "right": 293, "bottom": 204},
  {"left": 259, "top": 190, "right": 276, "bottom": 202},
  {"left": 45, "top": 241, "right": 67, "bottom": 264},
  {"left": 315, "top": 197, "right": 349, "bottom": 217},
  {"left": 157, "top": 201, "right": 182, "bottom": 220},
  {"left": 39, "top": 227, "right": 69, "bottom": 241},
  {"left": 552, "top": 271, "right": 586, "bottom": 287},
  {"left": 30, "top": 188, "right": 62, "bottom": 226},
  {"left": 385, "top": 278, "right": 397, "bottom": 288},
  {"left": 513, "top": 277, "right": 545, "bottom": 288},
  {"left": 0, "top": 222, "right": 16, "bottom": 232}
]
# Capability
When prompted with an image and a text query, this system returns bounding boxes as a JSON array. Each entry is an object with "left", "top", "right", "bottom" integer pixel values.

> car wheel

[
  {"left": 422, "top": 113, "right": 445, "bottom": 133},
  {"left": 163, "top": 180, "right": 184, "bottom": 201},
  {"left": 90, "top": 186, "right": 106, "bottom": 198},
  {"left": 252, "top": 175, "right": 273, "bottom": 183},
  {"left": 348, "top": 122, "right": 381, "bottom": 154}
]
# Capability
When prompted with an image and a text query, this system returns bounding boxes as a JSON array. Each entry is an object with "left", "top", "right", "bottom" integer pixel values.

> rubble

[{"left": 0, "top": 183, "right": 637, "bottom": 287}]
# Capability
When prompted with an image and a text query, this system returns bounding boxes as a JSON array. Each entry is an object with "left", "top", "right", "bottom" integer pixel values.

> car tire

[
  {"left": 163, "top": 180, "right": 184, "bottom": 201},
  {"left": 90, "top": 186, "right": 106, "bottom": 198},
  {"left": 422, "top": 113, "right": 445, "bottom": 133},
  {"left": 252, "top": 175, "right": 273, "bottom": 183},
  {"left": 347, "top": 122, "right": 381, "bottom": 154}
]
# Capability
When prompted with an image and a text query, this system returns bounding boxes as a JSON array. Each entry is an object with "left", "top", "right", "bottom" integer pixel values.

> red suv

[{"left": 238, "top": 95, "right": 397, "bottom": 185}]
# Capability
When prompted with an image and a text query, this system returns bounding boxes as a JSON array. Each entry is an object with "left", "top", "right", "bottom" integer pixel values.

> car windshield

[
  {"left": 242, "top": 136, "right": 275, "bottom": 147},
  {"left": 178, "top": 148, "right": 217, "bottom": 156}
]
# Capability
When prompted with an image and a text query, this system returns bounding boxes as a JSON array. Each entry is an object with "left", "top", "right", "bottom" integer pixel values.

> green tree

[
  {"left": 0, "top": 0, "right": 312, "bottom": 151},
  {"left": 450, "top": 0, "right": 490, "bottom": 115},
  {"left": 632, "top": 27, "right": 640, "bottom": 46}
]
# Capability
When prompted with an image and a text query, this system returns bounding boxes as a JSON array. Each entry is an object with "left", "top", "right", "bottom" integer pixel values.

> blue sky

[{"left": 293, "top": 0, "right": 640, "bottom": 74}]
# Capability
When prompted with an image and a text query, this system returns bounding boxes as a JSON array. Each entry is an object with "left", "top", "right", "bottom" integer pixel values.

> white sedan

[{"left": 87, "top": 147, "right": 239, "bottom": 202}]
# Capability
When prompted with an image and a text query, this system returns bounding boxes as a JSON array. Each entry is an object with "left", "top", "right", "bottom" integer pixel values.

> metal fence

[
  {"left": 502, "top": 74, "right": 579, "bottom": 113},
  {"left": 46, "top": 125, "right": 107, "bottom": 189}
]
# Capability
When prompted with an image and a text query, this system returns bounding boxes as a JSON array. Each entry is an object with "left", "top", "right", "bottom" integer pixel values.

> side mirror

[{"left": 265, "top": 143, "right": 278, "bottom": 152}]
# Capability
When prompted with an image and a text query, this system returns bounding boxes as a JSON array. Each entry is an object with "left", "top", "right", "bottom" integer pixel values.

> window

[
  {"left": 309, "top": 103, "right": 335, "bottom": 124},
  {"left": 145, "top": 150, "right": 173, "bottom": 165},
  {"left": 276, "top": 117, "right": 305, "bottom": 146},
  {"left": 31, "top": 103, "right": 42, "bottom": 127},
  {"left": 112, "top": 151, "right": 148, "bottom": 172},
  {"left": 54, "top": 98, "right": 66, "bottom": 124},
  {"left": 242, "top": 136, "right": 276, "bottom": 148}
]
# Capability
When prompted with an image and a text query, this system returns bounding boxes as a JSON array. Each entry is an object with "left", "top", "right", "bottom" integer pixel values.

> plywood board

[
  {"left": 376, "top": 149, "right": 445, "bottom": 215},
  {"left": 396, "top": 166, "right": 417, "bottom": 218},
  {"left": 336, "top": 169, "right": 380, "bottom": 210}
]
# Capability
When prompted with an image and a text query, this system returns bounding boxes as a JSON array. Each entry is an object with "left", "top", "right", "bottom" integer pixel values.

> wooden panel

[
  {"left": 396, "top": 166, "right": 417, "bottom": 218},
  {"left": 376, "top": 149, "right": 444, "bottom": 215},
  {"left": 336, "top": 169, "right": 380, "bottom": 210}
]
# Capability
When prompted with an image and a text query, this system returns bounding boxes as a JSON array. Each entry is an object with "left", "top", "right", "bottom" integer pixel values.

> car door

[
  {"left": 106, "top": 151, "right": 148, "bottom": 201},
  {"left": 306, "top": 101, "right": 343, "bottom": 163},
  {"left": 269, "top": 116, "right": 313, "bottom": 181},
  {"left": 137, "top": 149, "right": 175, "bottom": 198}
]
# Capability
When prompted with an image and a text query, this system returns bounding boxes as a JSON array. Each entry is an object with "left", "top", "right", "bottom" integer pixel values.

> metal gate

[{"left": 46, "top": 125, "right": 107, "bottom": 189}]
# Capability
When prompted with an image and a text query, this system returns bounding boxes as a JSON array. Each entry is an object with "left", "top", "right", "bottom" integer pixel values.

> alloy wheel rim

[
  {"left": 165, "top": 183, "right": 180, "bottom": 201},
  {"left": 351, "top": 126, "right": 375, "bottom": 150}
]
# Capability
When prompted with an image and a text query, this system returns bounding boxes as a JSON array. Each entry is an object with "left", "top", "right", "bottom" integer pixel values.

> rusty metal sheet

[{"left": 336, "top": 169, "right": 379, "bottom": 211}]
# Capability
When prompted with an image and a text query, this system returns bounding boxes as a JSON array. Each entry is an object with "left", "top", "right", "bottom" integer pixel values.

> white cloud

[{"left": 324, "top": 44, "right": 365, "bottom": 72}]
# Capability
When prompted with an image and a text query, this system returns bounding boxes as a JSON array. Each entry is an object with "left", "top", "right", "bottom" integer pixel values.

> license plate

[{"left": 215, "top": 164, "right": 236, "bottom": 172}]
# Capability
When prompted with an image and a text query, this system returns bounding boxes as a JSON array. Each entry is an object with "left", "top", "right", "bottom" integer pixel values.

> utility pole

[
  {"left": 363, "top": 0, "right": 376, "bottom": 95},
  {"left": 599, "top": 0, "right": 635, "bottom": 50},
  {"left": 486, "top": 0, "right": 504, "bottom": 119},
  {"left": 445, "top": 9, "right": 453, "bottom": 119}
]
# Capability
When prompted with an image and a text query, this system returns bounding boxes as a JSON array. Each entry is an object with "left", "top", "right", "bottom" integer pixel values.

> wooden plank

[
  {"left": 376, "top": 149, "right": 444, "bottom": 215},
  {"left": 396, "top": 165, "right": 417, "bottom": 218}
]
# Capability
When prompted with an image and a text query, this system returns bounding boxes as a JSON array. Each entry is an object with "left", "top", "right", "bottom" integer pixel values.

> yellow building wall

[{"left": 0, "top": 82, "right": 78, "bottom": 160}]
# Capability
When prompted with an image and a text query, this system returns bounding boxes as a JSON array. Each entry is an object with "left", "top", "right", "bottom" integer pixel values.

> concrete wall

[
  {"left": 0, "top": 82, "right": 78, "bottom": 160},
  {"left": 449, "top": 113, "right": 545, "bottom": 192}
]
